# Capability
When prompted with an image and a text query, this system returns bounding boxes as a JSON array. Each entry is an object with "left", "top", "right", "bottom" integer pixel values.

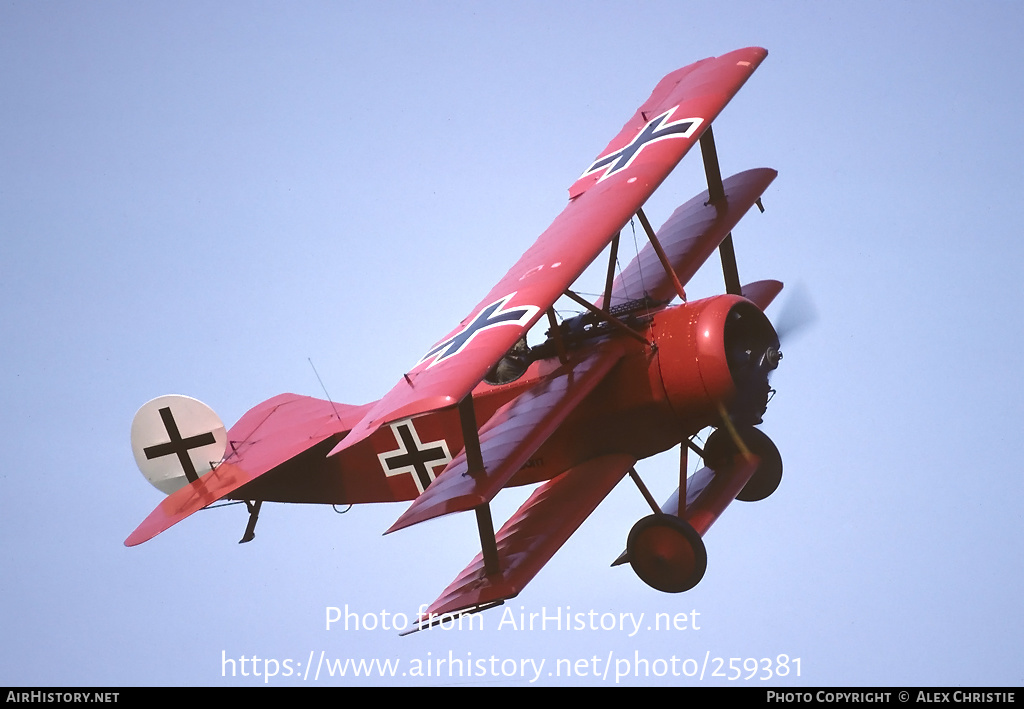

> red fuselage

[{"left": 231, "top": 294, "right": 778, "bottom": 506}]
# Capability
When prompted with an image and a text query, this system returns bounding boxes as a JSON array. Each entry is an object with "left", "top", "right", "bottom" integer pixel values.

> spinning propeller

[{"left": 772, "top": 282, "right": 818, "bottom": 344}]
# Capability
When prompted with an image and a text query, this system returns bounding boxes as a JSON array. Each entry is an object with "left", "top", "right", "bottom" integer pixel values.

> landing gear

[
  {"left": 627, "top": 514, "right": 707, "bottom": 593},
  {"left": 621, "top": 425, "right": 780, "bottom": 593},
  {"left": 703, "top": 426, "right": 783, "bottom": 502},
  {"left": 239, "top": 500, "right": 262, "bottom": 543}
]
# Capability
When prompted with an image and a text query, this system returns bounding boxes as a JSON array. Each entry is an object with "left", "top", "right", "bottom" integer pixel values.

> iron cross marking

[
  {"left": 418, "top": 293, "right": 538, "bottom": 368},
  {"left": 581, "top": 106, "right": 703, "bottom": 182},
  {"left": 143, "top": 407, "right": 217, "bottom": 484},
  {"left": 378, "top": 421, "right": 452, "bottom": 494}
]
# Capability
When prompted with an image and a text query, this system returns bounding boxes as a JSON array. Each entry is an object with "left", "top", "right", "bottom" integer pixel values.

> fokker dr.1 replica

[{"left": 128, "top": 47, "right": 789, "bottom": 625}]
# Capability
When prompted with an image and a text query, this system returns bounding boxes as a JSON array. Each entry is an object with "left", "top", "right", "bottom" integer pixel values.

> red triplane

[{"left": 128, "top": 47, "right": 788, "bottom": 627}]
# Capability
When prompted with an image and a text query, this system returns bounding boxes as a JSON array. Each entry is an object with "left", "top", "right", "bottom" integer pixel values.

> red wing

[
  {"left": 597, "top": 168, "right": 777, "bottom": 309},
  {"left": 419, "top": 453, "right": 636, "bottom": 618},
  {"left": 386, "top": 340, "right": 626, "bottom": 533},
  {"left": 330, "top": 48, "right": 768, "bottom": 457},
  {"left": 741, "top": 279, "right": 784, "bottom": 311},
  {"left": 125, "top": 394, "right": 366, "bottom": 546}
]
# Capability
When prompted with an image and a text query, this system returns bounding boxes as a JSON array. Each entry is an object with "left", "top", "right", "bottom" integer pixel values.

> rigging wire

[
  {"left": 202, "top": 500, "right": 246, "bottom": 511},
  {"left": 629, "top": 216, "right": 658, "bottom": 320},
  {"left": 308, "top": 357, "right": 342, "bottom": 420}
]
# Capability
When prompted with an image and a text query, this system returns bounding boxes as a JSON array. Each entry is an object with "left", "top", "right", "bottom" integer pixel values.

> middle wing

[
  {"left": 385, "top": 339, "right": 626, "bottom": 533},
  {"left": 330, "top": 47, "right": 768, "bottom": 457},
  {"left": 596, "top": 168, "right": 777, "bottom": 309}
]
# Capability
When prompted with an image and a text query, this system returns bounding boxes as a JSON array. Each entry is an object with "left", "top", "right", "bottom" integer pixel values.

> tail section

[
  {"left": 126, "top": 392, "right": 366, "bottom": 546},
  {"left": 130, "top": 395, "right": 227, "bottom": 495}
]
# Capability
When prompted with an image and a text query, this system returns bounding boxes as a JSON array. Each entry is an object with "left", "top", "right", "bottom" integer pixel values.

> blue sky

[{"left": 2, "top": 1, "right": 1022, "bottom": 686}]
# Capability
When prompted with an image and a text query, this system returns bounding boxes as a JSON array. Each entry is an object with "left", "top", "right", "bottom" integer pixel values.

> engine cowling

[{"left": 652, "top": 295, "right": 780, "bottom": 427}]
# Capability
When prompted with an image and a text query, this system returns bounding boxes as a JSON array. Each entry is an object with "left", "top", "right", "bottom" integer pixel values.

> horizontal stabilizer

[
  {"left": 387, "top": 340, "right": 626, "bottom": 533},
  {"left": 126, "top": 459, "right": 258, "bottom": 546},
  {"left": 420, "top": 454, "right": 636, "bottom": 619}
]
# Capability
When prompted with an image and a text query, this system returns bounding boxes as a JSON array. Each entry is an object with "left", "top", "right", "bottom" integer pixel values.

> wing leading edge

[{"left": 330, "top": 47, "right": 768, "bottom": 458}]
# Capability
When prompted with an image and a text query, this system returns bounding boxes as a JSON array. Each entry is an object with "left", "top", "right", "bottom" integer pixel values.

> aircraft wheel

[
  {"left": 704, "top": 427, "right": 783, "bottom": 502},
  {"left": 627, "top": 514, "right": 707, "bottom": 593}
]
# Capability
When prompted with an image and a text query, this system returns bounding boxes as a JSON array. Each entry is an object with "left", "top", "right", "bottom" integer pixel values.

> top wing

[
  {"left": 125, "top": 394, "right": 366, "bottom": 546},
  {"left": 331, "top": 47, "right": 768, "bottom": 457}
]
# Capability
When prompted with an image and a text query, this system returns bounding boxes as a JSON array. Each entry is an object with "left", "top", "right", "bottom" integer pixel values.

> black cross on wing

[
  {"left": 582, "top": 106, "right": 703, "bottom": 182},
  {"left": 418, "top": 293, "right": 539, "bottom": 369}
]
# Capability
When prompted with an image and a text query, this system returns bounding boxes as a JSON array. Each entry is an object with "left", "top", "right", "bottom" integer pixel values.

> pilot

[{"left": 485, "top": 338, "right": 531, "bottom": 385}]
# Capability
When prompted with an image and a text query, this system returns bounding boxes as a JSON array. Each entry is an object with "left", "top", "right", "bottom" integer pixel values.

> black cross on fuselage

[
  {"left": 583, "top": 107, "right": 702, "bottom": 181},
  {"left": 143, "top": 407, "right": 217, "bottom": 484},
  {"left": 380, "top": 422, "right": 450, "bottom": 493}
]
